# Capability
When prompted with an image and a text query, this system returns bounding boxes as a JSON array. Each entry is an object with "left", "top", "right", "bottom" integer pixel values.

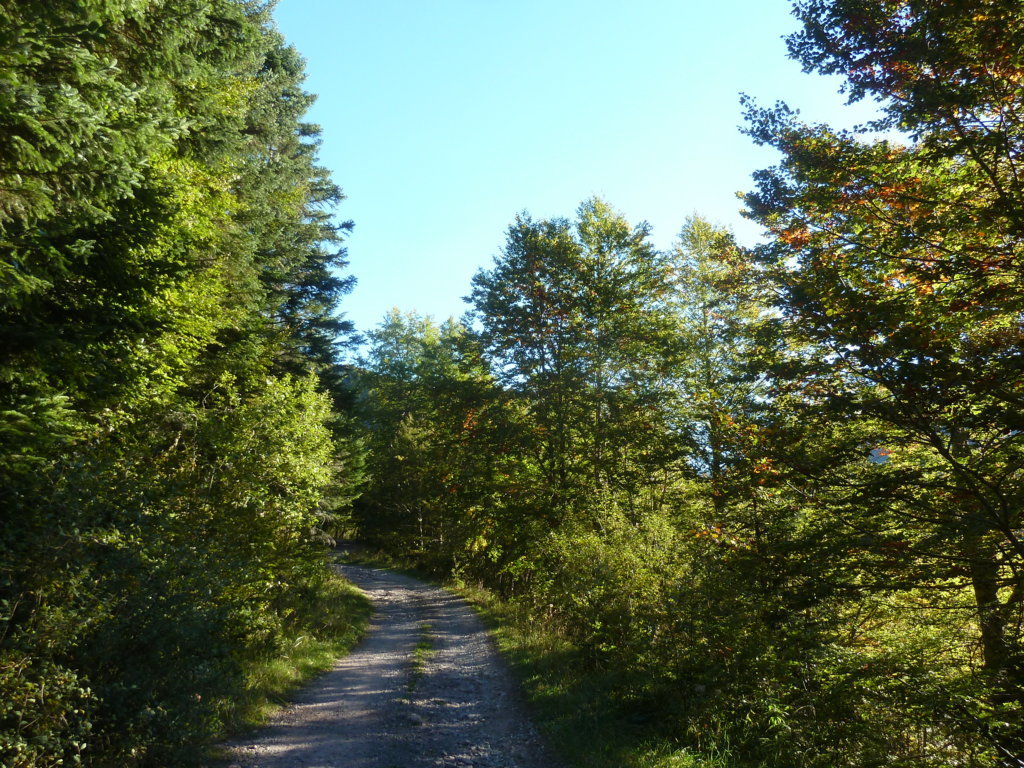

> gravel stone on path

[{"left": 220, "top": 563, "right": 563, "bottom": 768}]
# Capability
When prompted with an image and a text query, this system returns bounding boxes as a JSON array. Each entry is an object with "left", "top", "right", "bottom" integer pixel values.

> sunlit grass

[
  {"left": 458, "top": 584, "right": 736, "bottom": 768},
  {"left": 408, "top": 622, "right": 435, "bottom": 691},
  {"left": 212, "top": 569, "right": 373, "bottom": 742}
]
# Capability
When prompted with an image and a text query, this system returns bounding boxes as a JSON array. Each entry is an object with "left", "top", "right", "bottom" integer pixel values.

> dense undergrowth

[
  {"left": 0, "top": 2, "right": 364, "bottom": 765},
  {"left": 460, "top": 584, "right": 733, "bottom": 768},
  {"left": 209, "top": 567, "right": 371, "bottom": 760},
  {"left": 350, "top": 1, "right": 1024, "bottom": 754}
]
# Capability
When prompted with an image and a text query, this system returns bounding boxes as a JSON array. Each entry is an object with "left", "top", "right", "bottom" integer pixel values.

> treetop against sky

[{"left": 272, "top": 0, "right": 892, "bottom": 341}]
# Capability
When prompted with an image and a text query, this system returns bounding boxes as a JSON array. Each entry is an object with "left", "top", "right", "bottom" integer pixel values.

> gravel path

[{"left": 221, "top": 564, "right": 562, "bottom": 768}]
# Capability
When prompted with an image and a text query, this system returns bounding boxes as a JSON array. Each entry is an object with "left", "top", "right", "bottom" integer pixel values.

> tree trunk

[{"left": 967, "top": 536, "right": 1024, "bottom": 765}]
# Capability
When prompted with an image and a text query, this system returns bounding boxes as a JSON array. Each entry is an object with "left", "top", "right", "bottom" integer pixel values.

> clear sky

[{"left": 272, "top": 0, "right": 885, "bottom": 342}]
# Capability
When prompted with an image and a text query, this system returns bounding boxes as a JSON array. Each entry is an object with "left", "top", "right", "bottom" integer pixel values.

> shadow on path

[{"left": 220, "top": 565, "right": 561, "bottom": 768}]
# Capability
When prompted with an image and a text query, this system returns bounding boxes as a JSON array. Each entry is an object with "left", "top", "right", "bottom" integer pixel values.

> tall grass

[
  {"left": 210, "top": 567, "right": 372, "bottom": 751},
  {"left": 458, "top": 584, "right": 736, "bottom": 768}
]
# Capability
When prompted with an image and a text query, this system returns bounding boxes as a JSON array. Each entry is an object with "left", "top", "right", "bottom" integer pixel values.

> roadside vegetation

[
  {"left": 350, "top": 3, "right": 1024, "bottom": 765},
  {"left": 462, "top": 585, "right": 732, "bottom": 768},
  {"left": 4, "top": 1, "right": 1023, "bottom": 766},
  {"left": 0, "top": 2, "right": 364, "bottom": 765},
  {"left": 214, "top": 570, "right": 372, "bottom": 740}
]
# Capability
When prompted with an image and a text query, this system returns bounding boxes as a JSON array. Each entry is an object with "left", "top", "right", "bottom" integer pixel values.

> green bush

[{"left": 531, "top": 506, "right": 682, "bottom": 676}]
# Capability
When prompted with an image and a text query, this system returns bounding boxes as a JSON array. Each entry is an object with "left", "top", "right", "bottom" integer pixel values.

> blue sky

[{"left": 272, "top": 1, "right": 885, "bottom": 341}]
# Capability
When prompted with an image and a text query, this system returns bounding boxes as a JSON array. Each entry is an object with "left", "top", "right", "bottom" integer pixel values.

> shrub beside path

[{"left": 222, "top": 564, "right": 562, "bottom": 768}]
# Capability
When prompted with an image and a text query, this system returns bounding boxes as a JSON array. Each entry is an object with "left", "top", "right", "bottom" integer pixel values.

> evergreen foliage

[
  {"left": 6, "top": 0, "right": 1023, "bottom": 766},
  {"left": 0, "top": 2, "right": 360, "bottom": 765}
]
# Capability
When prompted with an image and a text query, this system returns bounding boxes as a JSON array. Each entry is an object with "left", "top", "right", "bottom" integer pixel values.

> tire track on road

[{"left": 222, "top": 564, "right": 561, "bottom": 768}]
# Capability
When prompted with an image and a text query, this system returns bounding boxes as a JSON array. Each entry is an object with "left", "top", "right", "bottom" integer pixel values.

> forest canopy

[
  {"left": 0, "top": 1, "right": 362, "bottom": 765},
  {"left": 2, "top": 1, "right": 1022, "bottom": 767}
]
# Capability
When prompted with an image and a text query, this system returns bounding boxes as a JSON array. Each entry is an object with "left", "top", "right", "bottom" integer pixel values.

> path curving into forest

[{"left": 222, "top": 563, "right": 562, "bottom": 768}]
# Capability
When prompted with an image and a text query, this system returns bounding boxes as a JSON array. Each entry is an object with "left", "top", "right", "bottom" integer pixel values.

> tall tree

[
  {"left": 468, "top": 198, "right": 679, "bottom": 525},
  {"left": 669, "top": 216, "right": 768, "bottom": 515},
  {"left": 0, "top": 2, "right": 361, "bottom": 764},
  {"left": 745, "top": 0, "right": 1024, "bottom": 759}
]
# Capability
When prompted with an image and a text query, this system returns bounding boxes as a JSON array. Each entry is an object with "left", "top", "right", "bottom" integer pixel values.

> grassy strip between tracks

[{"left": 335, "top": 546, "right": 731, "bottom": 767}]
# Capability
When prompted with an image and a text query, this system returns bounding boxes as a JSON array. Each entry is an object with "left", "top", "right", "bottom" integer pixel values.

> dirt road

[{"left": 222, "top": 564, "right": 562, "bottom": 768}]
